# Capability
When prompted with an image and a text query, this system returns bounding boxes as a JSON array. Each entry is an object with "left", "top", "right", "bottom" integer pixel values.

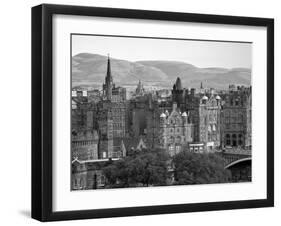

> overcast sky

[{"left": 72, "top": 34, "right": 252, "bottom": 69}]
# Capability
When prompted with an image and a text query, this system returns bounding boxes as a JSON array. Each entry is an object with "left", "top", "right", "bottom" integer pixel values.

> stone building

[
  {"left": 128, "top": 94, "right": 161, "bottom": 149},
  {"left": 87, "top": 89, "right": 102, "bottom": 103},
  {"left": 97, "top": 109, "right": 113, "bottom": 159},
  {"left": 171, "top": 77, "right": 222, "bottom": 151},
  {"left": 71, "top": 159, "right": 109, "bottom": 190},
  {"left": 98, "top": 101, "right": 127, "bottom": 138},
  {"left": 71, "top": 99, "right": 98, "bottom": 131},
  {"left": 112, "top": 86, "right": 126, "bottom": 102},
  {"left": 221, "top": 85, "right": 251, "bottom": 149},
  {"left": 196, "top": 92, "right": 222, "bottom": 150},
  {"left": 159, "top": 102, "right": 194, "bottom": 156},
  {"left": 72, "top": 129, "right": 99, "bottom": 160},
  {"left": 96, "top": 56, "right": 129, "bottom": 158}
]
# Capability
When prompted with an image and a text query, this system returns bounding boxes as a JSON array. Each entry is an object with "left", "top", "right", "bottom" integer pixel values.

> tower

[
  {"left": 103, "top": 55, "right": 114, "bottom": 100},
  {"left": 98, "top": 109, "right": 113, "bottom": 158},
  {"left": 136, "top": 80, "right": 145, "bottom": 96},
  {"left": 172, "top": 77, "right": 184, "bottom": 109},
  {"left": 200, "top": 82, "right": 204, "bottom": 94}
]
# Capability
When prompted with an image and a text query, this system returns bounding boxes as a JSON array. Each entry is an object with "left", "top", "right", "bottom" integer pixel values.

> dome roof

[
  {"left": 215, "top": 95, "right": 221, "bottom": 100},
  {"left": 202, "top": 95, "right": 208, "bottom": 100},
  {"left": 160, "top": 113, "right": 166, "bottom": 118},
  {"left": 182, "top": 112, "right": 188, "bottom": 117}
]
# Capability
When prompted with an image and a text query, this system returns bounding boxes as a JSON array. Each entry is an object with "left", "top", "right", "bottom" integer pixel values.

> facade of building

[
  {"left": 72, "top": 99, "right": 98, "bottom": 131},
  {"left": 221, "top": 85, "right": 252, "bottom": 149},
  {"left": 96, "top": 56, "right": 129, "bottom": 158},
  {"left": 97, "top": 109, "right": 113, "bottom": 159},
  {"left": 72, "top": 129, "right": 99, "bottom": 160},
  {"left": 159, "top": 102, "right": 194, "bottom": 156},
  {"left": 72, "top": 159, "right": 108, "bottom": 190},
  {"left": 197, "top": 92, "right": 222, "bottom": 150},
  {"left": 171, "top": 78, "right": 222, "bottom": 151}
]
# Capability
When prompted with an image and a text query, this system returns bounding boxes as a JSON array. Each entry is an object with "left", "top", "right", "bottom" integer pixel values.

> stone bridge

[
  {"left": 220, "top": 149, "right": 252, "bottom": 182},
  {"left": 220, "top": 149, "right": 251, "bottom": 166}
]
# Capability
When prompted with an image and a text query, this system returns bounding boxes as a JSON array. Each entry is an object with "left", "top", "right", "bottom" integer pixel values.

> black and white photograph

[{"left": 71, "top": 34, "right": 252, "bottom": 190}]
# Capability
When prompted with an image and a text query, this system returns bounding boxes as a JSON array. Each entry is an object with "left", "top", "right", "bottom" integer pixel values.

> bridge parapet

[{"left": 218, "top": 148, "right": 252, "bottom": 166}]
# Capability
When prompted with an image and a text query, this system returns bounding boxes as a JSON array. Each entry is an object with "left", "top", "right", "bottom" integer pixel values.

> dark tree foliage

[
  {"left": 103, "top": 149, "right": 169, "bottom": 188},
  {"left": 172, "top": 152, "right": 231, "bottom": 185}
]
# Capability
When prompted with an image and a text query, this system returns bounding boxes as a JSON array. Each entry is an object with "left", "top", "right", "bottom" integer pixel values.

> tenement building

[
  {"left": 159, "top": 102, "right": 194, "bottom": 156},
  {"left": 196, "top": 90, "right": 222, "bottom": 150},
  {"left": 172, "top": 77, "right": 222, "bottom": 151},
  {"left": 97, "top": 108, "right": 114, "bottom": 159},
  {"left": 221, "top": 85, "right": 252, "bottom": 149},
  {"left": 72, "top": 129, "right": 99, "bottom": 160}
]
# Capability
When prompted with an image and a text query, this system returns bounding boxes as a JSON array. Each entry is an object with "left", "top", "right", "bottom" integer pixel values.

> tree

[
  {"left": 172, "top": 152, "right": 231, "bottom": 185},
  {"left": 102, "top": 149, "right": 169, "bottom": 188}
]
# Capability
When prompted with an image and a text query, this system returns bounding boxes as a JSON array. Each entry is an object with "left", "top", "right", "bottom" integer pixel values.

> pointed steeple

[
  {"left": 200, "top": 81, "right": 203, "bottom": 89},
  {"left": 105, "top": 54, "right": 113, "bottom": 85},
  {"left": 103, "top": 54, "right": 114, "bottom": 100}
]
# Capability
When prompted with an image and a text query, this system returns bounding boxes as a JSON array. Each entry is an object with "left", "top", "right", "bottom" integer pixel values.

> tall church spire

[
  {"left": 103, "top": 54, "right": 114, "bottom": 100},
  {"left": 105, "top": 54, "right": 113, "bottom": 85}
]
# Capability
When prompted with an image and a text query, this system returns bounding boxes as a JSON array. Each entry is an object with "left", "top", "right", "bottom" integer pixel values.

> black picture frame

[{"left": 31, "top": 3, "right": 274, "bottom": 222}]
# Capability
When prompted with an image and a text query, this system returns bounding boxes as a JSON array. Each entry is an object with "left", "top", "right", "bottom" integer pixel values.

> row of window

[
  {"left": 168, "top": 127, "right": 182, "bottom": 133},
  {"left": 167, "top": 136, "right": 185, "bottom": 143},
  {"left": 101, "top": 151, "right": 122, "bottom": 159},
  {"left": 225, "top": 134, "right": 243, "bottom": 146},
  {"left": 72, "top": 141, "right": 96, "bottom": 146},
  {"left": 224, "top": 123, "right": 244, "bottom": 130},
  {"left": 113, "top": 123, "right": 124, "bottom": 129}
]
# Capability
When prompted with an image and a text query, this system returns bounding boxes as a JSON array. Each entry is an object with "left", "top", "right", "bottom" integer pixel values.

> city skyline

[{"left": 71, "top": 35, "right": 252, "bottom": 191}]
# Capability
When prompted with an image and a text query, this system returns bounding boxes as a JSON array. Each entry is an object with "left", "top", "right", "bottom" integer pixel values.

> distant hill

[{"left": 72, "top": 53, "right": 251, "bottom": 90}]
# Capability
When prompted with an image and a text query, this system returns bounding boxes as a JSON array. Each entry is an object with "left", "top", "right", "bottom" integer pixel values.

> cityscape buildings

[{"left": 71, "top": 55, "right": 252, "bottom": 190}]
